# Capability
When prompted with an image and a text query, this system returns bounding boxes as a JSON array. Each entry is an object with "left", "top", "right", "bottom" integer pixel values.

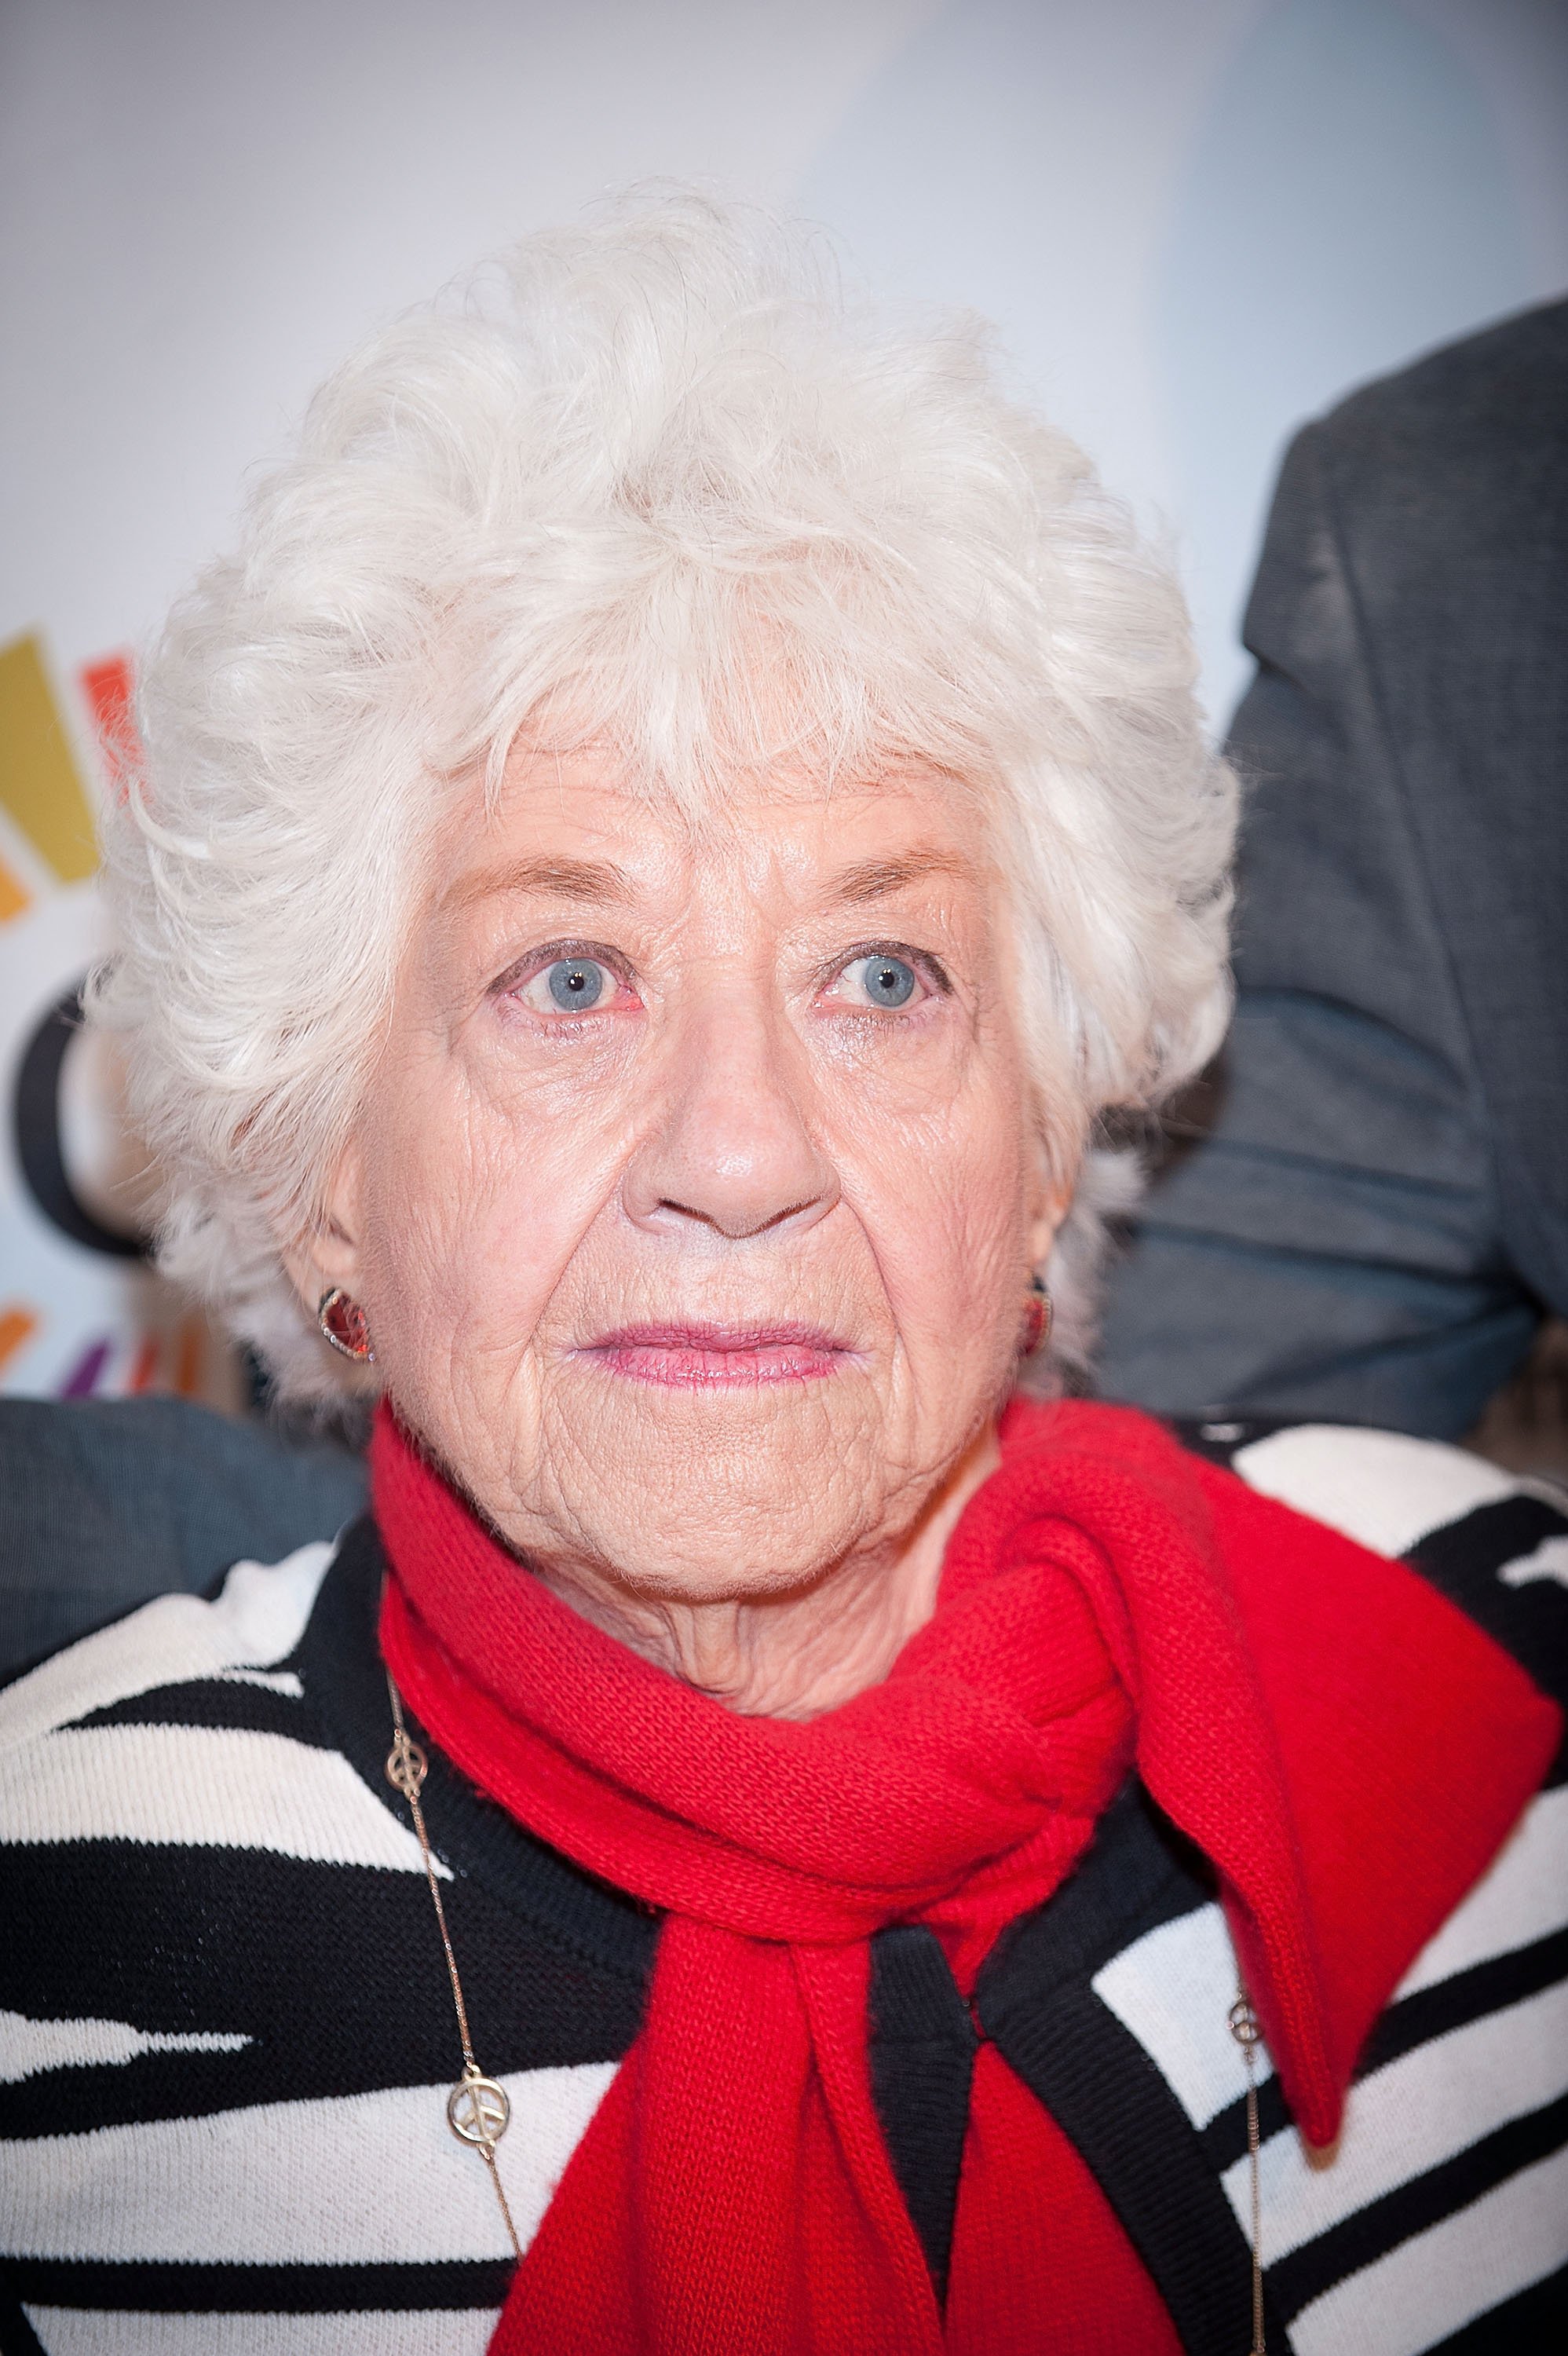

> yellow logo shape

[{"left": 0, "top": 631, "right": 99, "bottom": 885}]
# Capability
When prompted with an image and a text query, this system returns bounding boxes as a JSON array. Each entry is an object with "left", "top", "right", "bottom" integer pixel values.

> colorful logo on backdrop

[{"left": 0, "top": 629, "right": 212, "bottom": 1401}]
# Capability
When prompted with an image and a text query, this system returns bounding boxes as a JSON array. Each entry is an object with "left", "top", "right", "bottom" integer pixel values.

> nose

[{"left": 621, "top": 983, "right": 839, "bottom": 1241}]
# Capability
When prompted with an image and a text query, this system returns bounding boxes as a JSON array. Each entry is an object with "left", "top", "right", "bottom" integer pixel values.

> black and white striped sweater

[{"left": 2, "top": 1421, "right": 1565, "bottom": 2355}]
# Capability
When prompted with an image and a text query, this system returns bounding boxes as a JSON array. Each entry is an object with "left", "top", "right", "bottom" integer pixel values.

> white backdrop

[{"left": 2, "top": 0, "right": 1565, "bottom": 1401}]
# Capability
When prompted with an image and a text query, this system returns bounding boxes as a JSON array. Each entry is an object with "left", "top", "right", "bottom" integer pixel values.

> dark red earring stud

[
  {"left": 317, "top": 1286, "right": 375, "bottom": 1363},
  {"left": 1020, "top": 1274, "right": 1052, "bottom": 1358}
]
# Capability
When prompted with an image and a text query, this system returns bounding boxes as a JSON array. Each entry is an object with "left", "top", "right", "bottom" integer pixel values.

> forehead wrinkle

[
  {"left": 827, "top": 848, "right": 979, "bottom": 906},
  {"left": 440, "top": 854, "right": 637, "bottom": 913}
]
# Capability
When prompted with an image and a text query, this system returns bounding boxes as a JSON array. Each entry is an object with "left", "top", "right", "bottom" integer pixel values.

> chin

[
  {"left": 599, "top": 1534, "right": 842, "bottom": 1606},
  {"left": 542, "top": 1379, "right": 880, "bottom": 1596}
]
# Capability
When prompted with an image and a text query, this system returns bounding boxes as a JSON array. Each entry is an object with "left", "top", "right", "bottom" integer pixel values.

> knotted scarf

[{"left": 374, "top": 1398, "right": 1555, "bottom": 2355}]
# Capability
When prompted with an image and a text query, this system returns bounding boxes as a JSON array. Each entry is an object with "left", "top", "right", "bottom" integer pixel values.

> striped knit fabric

[{"left": 2, "top": 1421, "right": 1564, "bottom": 2354}]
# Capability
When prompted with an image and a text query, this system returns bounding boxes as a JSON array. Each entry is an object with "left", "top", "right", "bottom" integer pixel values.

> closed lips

[{"left": 583, "top": 1324, "right": 851, "bottom": 1385}]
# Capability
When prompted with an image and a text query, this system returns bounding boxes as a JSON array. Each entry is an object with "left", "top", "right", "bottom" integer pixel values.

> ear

[
  {"left": 280, "top": 1138, "right": 367, "bottom": 1316},
  {"left": 1025, "top": 1139, "right": 1076, "bottom": 1276}
]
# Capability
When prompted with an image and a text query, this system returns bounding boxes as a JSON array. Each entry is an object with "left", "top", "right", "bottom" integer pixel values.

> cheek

[
  {"left": 352, "top": 1044, "right": 627, "bottom": 1366},
  {"left": 832, "top": 1048, "right": 1032, "bottom": 1363}
]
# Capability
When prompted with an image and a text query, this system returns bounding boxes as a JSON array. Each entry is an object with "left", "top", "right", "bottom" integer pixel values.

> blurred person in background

[
  {"left": 1, "top": 200, "right": 1563, "bottom": 2354},
  {"left": 1100, "top": 300, "right": 1568, "bottom": 1452}
]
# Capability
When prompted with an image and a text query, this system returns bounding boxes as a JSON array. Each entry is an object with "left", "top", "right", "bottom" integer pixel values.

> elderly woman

[{"left": 2, "top": 199, "right": 1563, "bottom": 2356}]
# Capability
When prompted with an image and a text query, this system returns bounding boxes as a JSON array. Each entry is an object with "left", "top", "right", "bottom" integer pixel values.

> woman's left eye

[
  {"left": 828, "top": 953, "right": 925, "bottom": 1012},
  {"left": 514, "top": 955, "right": 625, "bottom": 1015}
]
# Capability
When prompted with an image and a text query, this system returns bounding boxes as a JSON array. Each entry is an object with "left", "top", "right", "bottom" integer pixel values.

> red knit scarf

[{"left": 374, "top": 1399, "right": 1556, "bottom": 2356}]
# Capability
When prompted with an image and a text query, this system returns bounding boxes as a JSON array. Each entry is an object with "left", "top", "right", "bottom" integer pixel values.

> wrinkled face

[{"left": 309, "top": 748, "right": 1061, "bottom": 1599}]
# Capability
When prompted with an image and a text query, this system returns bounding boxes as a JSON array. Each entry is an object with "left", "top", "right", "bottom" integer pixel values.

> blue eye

[
  {"left": 547, "top": 957, "right": 605, "bottom": 1010},
  {"left": 847, "top": 953, "right": 916, "bottom": 1008},
  {"left": 514, "top": 954, "right": 620, "bottom": 1015}
]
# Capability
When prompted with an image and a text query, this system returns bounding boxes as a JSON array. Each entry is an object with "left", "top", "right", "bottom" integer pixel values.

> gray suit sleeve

[
  {"left": 0, "top": 1397, "right": 367, "bottom": 1679},
  {"left": 1095, "top": 423, "right": 1539, "bottom": 1437}
]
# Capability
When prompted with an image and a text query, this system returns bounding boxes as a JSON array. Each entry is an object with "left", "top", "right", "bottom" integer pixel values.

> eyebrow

[
  {"left": 441, "top": 854, "right": 635, "bottom": 913},
  {"left": 828, "top": 849, "right": 978, "bottom": 904}
]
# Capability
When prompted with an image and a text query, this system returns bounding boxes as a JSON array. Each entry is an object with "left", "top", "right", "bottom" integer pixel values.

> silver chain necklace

[
  {"left": 384, "top": 1669, "right": 521, "bottom": 2260},
  {"left": 1230, "top": 1990, "right": 1268, "bottom": 2353}
]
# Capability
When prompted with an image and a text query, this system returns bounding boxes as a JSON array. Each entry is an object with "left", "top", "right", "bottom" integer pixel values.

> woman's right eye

[{"left": 514, "top": 955, "right": 624, "bottom": 1015}]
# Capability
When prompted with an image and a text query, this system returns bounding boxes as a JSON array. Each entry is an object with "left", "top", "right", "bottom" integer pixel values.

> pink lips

[{"left": 585, "top": 1322, "right": 850, "bottom": 1387}]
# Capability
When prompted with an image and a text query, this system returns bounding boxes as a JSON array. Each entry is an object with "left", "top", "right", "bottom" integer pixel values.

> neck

[{"left": 526, "top": 1424, "right": 1001, "bottom": 1719}]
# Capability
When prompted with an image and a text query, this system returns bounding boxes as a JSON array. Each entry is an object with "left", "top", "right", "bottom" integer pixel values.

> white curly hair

[{"left": 92, "top": 190, "right": 1235, "bottom": 1403}]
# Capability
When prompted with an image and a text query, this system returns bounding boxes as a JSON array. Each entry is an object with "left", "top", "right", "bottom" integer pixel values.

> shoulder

[
  {"left": 0, "top": 1537, "right": 425, "bottom": 1875},
  {"left": 1054, "top": 1401, "right": 1568, "bottom": 1736},
  {"left": 1274, "top": 298, "right": 1568, "bottom": 557},
  {"left": 0, "top": 1538, "right": 334, "bottom": 1758},
  {"left": 1202, "top": 1419, "right": 1567, "bottom": 1715},
  {"left": 1192, "top": 1416, "right": 1545, "bottom": 1553},
  {"left": 1019, "top": 1397, "right": 1566, "bottom": 1580},
  {"left": 1320, "top": 297, "right": 1568, "bottom": 467}
]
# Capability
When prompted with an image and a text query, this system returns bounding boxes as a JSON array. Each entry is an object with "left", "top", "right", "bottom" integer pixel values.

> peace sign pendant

[{"left": 447, "top": 2063, "right": 511, "bottom": 2149}]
